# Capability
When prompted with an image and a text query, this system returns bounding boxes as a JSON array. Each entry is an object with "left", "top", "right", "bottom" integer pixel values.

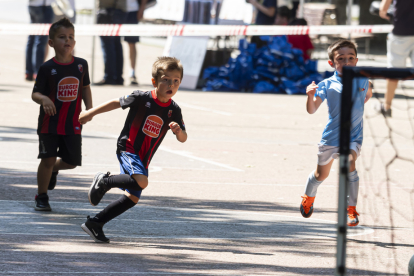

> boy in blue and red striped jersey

[
  {"left": 78, "top": 56, "right": 187, "bottom": 243},
  {"left": 31, "top": 18, "right": 92, "bottom": 211}
]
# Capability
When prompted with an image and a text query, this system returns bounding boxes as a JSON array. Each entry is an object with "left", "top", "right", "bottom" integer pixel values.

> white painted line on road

[
  {"left": 179, "top": 102, "right": 232, "bottom": 116},
  {"left": 159, "top": 146, "right": 243, "bottom": 172}
]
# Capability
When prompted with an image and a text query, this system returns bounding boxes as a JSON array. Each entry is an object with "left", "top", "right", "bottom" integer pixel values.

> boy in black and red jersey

[
  {"left": 78, "top": 56, "right": 187, "bottom": 243},
  {"left": 31, "top": 18, "right": 93, "bottom": 211}
]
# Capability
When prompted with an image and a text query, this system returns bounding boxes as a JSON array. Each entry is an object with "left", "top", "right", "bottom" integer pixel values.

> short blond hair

[
  {"left": 152, "top": 56, "right": 184, "bottom": 82},
  {"left": 327, "top": 39, "right": 358, "bottom": 61}
]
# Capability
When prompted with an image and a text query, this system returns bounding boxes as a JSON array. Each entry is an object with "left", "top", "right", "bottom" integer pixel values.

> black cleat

[
  {"left": 48, "top": 171, "right": 59, "bottom": 190},
  {"left": 81, "top": 216, "right": 110, "bottom": 243},
  {"left": 88, "top": 172, "right": 111, "bottom": 206},
  {"left": 34, "top": 193, "right": 52, "bottom": 211}
]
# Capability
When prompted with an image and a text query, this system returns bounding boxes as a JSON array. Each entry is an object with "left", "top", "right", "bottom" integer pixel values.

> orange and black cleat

[
  {"left": 347, "top": 206, "right": 360, "bottom": 227},
  {"left": 300, "top": 195, "right": 315, "bottom": 218}
]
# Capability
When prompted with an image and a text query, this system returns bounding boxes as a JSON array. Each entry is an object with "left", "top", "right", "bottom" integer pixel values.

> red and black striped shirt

[
  {"left": 33, "top": 57, "right": 90, "bottom": 135},
  {"left": 118, "top": 90, "right": 186, "bottom": 168}
]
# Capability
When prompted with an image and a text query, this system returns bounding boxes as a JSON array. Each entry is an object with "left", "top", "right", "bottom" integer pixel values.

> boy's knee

[
  {"left": 132, "top": 174, "right": 148, "bottom": 189},
  {"left": 314, "top": 170, "right": 328, "bottom": 182},
  {"left": 41, "top": 157, "right": 56, "bottom": 168},
  {"left": 124, "top": 191, "right": 139, "bottom": 204}
]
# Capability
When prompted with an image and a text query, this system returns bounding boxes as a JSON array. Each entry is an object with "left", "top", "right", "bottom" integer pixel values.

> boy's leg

[
  {"left": 82, "top": 176, "right": 145, "bottom": 243},
  {"left": 37, "top": 157, "right": 57, "bottom": 195},
  {"left": 48, "top": 135, "right": 81, "bottom": 190},
  {"left": 347, "top": 149, "right": 360, "bottom": 226},
  {"left": 300, "top": 160, "right": 334, "bottom": 218}
]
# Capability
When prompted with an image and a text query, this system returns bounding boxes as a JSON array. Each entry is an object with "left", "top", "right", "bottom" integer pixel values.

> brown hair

[
  {"left": 327, "top": 39, "right": 357, "bottom": 61},
  {"left": 152, "top": 56, "right": 184, "bottom": 82},
  {"left": 49, "top": 17, "right": 74, "bottom": 39}
]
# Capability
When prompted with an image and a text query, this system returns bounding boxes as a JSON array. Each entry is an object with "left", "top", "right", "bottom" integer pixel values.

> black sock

[
  {"left": 104, "top": 174, "right": 143, "bottom": 191},
  {"left": 93, "top": 195, "right": 136, "bottom": 224}
]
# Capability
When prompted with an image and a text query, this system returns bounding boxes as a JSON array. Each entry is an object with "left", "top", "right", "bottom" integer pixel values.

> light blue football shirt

[{"left": 315, "top": 71, "right": 369, "bottom": 147}]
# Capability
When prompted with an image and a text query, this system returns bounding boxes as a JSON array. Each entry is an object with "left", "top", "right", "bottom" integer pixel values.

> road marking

[
  {"left": 159, "top": 146, "right": 243, "bottom": 172},
  {"left": 179, "top": 102, "right": 232, "bottom": 116}
]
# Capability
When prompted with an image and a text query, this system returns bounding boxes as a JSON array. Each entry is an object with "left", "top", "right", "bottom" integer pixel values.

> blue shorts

[
  {"left": 117, "top": 151, "right": 148, "bottom": 198},
  {"left": 124, "top": 11, "right": 140, "bottom": 43}
]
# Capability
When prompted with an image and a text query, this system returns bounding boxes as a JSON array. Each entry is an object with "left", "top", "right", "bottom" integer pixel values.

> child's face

[
  {"left": 152, "top": 69, "right": 182, "bottom": 103},
  {"left": 48, "top": 27, "right": 76, "bottom": 57},
  {"left": 328, "top": 47, "right": 358, "bottom": 75}
]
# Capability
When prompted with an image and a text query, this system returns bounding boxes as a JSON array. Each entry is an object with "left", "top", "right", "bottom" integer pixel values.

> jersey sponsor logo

[
  {"left": 78, "top": 64, "right": 83, "bottom": 73},
  {"left": 142, "top": 115, "right": 163, "bottom": 138},
  {"left": 360, "top": 88, "right": 365, "bottom": 92},
  {"left": 57, "top": 77, "right": 79, "bottom": 102},
  {"left": 168, "top": 110, "right": 172, "bottom": 118},
  {"left": 51, "top": 69, "right": 57, "bottom": 75},
  {"left": 145, "top": 102, "right": 151, "bottom": 108}
]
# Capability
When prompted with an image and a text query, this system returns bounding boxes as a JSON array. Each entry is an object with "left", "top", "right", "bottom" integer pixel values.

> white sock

[
  {"left": 130, "top": 69, "right": 135, "bottom": 77},
  {"left": 304, "top": 171, "right": 323, "bottom": 197},
  {"left": 348, "top": 170, "right": 359, "bottom": 206}
]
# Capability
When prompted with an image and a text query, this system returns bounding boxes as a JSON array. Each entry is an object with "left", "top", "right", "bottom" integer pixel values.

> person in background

[
  {"left": 26, "top": 0, "right": 54, "bottom": 81},
  {"left": 248, "top": 0, "right": 278, "bottom": 48},
  {"left": 274, "top": 5, "right": 290, "bottom": 25},
  {"left": 95, "top": 0, "right": 128, "bottom": 85},
  {"left": 124, "top": 0, "right": 147, "bottom": 86},
  {"left": 287, "top": 18, "right": 314, "bottom": 61},
  {"left": 378, "top": 0, "right": 414, "bottom": 117}
]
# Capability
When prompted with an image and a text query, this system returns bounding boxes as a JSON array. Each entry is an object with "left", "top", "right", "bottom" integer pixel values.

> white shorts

[
  {"left": 387, "top": 33, "right": 414, "bottom": 68},
  {"left": 317, "top": 142, "right": 362, "bottom": 166}
]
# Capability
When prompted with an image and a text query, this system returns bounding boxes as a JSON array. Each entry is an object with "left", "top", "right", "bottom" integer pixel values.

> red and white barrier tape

[{"left": 0, "top": 23, "right": 393, "bottom": 36}]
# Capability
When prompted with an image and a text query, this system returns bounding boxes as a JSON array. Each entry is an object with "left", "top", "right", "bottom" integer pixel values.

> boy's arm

[
  {"left": 32, "top": 92, "right": 56, "bottom": 116},
  {"left": 79, "top": 98, "right": 121, "bottom": 124},
  {"left": 169, "top": 122, "right": 187, "bottom": 143},
  {"left": 365, "top": 80, "right": 373, "bottom": 103},
  {"left": 82, "top": 85, "right": 93, "bottom": 110},
  {"left": 306, "top": 81, "right": 323, "bottom": 114}
]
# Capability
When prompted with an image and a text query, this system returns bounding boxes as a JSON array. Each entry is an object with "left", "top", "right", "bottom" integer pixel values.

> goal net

[{"left": 337, "top": 66, "right": 414, "bottom": 275}]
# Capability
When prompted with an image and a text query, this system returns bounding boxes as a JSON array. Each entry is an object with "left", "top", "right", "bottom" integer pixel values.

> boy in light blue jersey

[{"left": 300, "top": 39, "right": 372, "bottom": 227}]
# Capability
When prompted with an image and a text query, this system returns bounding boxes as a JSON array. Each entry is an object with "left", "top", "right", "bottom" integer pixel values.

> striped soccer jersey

[
  {"left": 117, "top": 90, "right": 186, "bottom": 169},
  {"left": 33, "top": 57, "right": 90, "bottom": 135}
]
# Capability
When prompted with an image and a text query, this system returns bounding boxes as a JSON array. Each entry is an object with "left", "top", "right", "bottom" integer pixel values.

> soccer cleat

[
  {"left": 88, "top": 172, "right": 111, "bottom": 206},
  {"left": 34, "top": 193, "right": 52, "bottom": 211},
  {"left": 81, "top": 216, "right": 110, "bottom": 243},
  {"left": 48, "top": 171, "right": 59, "bottom": 190},
  {"left": 300, "top": 195, "right": 315, "bottom": 218},
  {"left": 347, "top": 206, "right": 360, "bottom": 227}
]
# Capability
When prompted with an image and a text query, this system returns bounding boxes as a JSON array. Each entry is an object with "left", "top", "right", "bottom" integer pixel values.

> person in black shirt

[
  {"left": 248, "top": 0, "right": 278, "bottom": 48},
  {"left": 31, "top": 18, "right": 93, "bottom": 211},
  {"left": 78, "top": 56, "right": 187, "bottom": 243},
  {"left": 378, "top": 0, "right": 414, "bottom": 117}
]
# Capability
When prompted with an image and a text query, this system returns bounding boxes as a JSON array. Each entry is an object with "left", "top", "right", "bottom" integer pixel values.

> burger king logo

[
  {"left": 142, "top": 115, "right": 163, "bottom": 138},
  {"left": 57, "top": 77, "right": 79, "bottom": 102}
]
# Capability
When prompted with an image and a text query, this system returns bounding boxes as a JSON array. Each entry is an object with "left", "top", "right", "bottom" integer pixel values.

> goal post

[{"left": 336, "top": 66, "right": 414, "bottom": 276}]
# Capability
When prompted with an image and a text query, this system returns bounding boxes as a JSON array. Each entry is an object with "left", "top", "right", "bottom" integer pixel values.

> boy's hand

[
  {"left": 169, "top": 122, "right": 182, "bottom": 135},
  {"left": 306, "top": 81, "right": 318, "bottom": 97},
  {"left": 79, "top": 110, "right": 93, "bottom": 125},
  {"left": 41, "top": 96, "right": 56, "bottom": 116}
]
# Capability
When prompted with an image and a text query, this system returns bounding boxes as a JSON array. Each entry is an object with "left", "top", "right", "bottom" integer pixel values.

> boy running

[
  {"left": 32, "top": 18, "right": 92, "bottom": 211},
  {"left": 300, "top": 39, "right": 372, "bottom": 226},
  {"left": 78, "top": 56, "right": 187, "bottom": 243}
]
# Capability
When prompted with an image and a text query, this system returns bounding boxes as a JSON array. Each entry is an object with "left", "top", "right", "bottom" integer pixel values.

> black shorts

[
  {"left": 124, "top": 11, "right": 140, "bottom": 43},
  {"left": 38, "top": 134, "right": 82, "bottom": 166}
]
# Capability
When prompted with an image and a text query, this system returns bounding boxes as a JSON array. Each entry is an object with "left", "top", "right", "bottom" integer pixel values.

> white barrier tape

[{"left": 0, "top": 23, "right": 393, "bottom": 37}]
